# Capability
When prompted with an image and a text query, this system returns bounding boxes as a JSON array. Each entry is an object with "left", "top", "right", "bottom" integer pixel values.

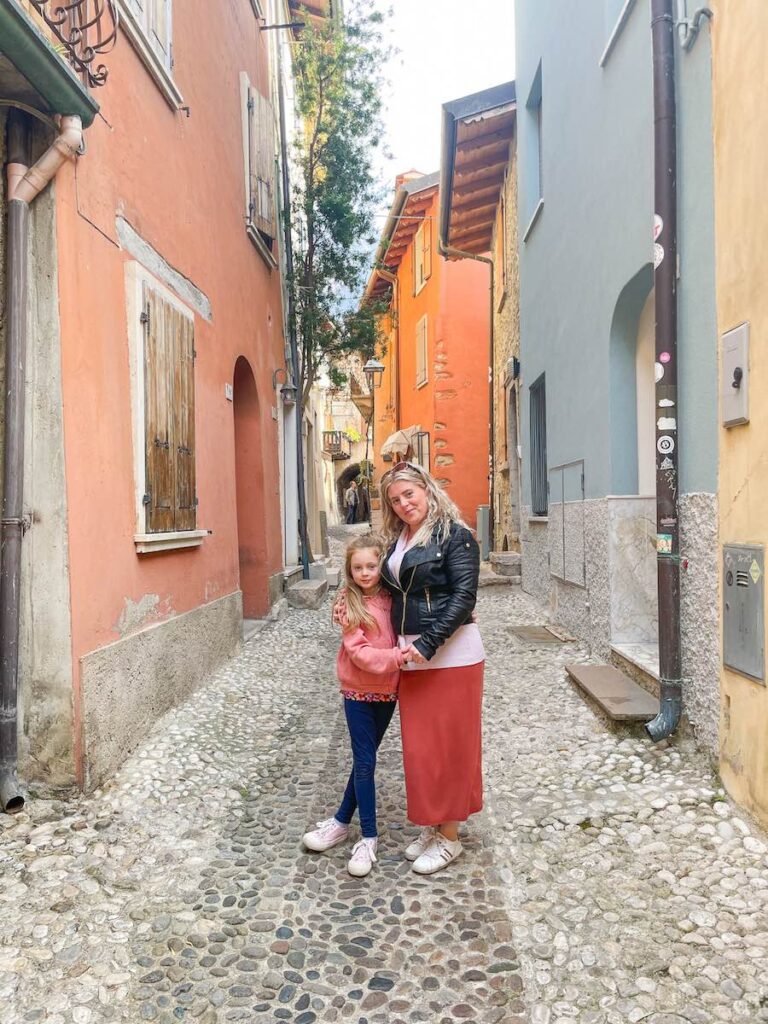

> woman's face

[{"left": 387, "top": 479, "right": 429, "bottom": 529}]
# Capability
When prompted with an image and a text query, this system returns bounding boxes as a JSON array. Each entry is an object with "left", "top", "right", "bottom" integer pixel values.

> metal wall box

[
  {"left": 723, "top": 544, "right": 764, "bottom": 682},
  {"left": 722, "top": 322, "right": 750, "bottom": 427}
]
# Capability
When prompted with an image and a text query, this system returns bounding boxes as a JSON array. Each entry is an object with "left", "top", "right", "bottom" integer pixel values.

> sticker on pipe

[
  {"left": 657, "top": 534, "right": 673, "bottom": 554},
  {"left": 660, "top": 351, "right": 671, "bottom": 364},
  {"left": 654, "top": 243, "right": 664, "bottom": 269},
  {"left": 659, "top": 456, "right": 674, "bottom": 470},
  {"left": 655, "top": 362, "right": 664, "bottom": 383},
  {"left": 654, "top": 214, "right": 663, "bottom": 241},
  {"left": 659, "top": 398, "right": 675, "bottom": 408},
  {"left": 657, "top": 435, "right": 675, "bottom": 455},
  {"left": 657, "top": 417, "right": 677, "bottom": 431}
]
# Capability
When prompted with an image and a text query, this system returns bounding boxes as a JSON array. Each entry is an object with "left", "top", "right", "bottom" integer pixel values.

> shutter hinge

[
  {"left": 194, "top": 495, "right": 199, "bottom": 507},
  {"left": 193, "top": 348, "right": 197, "bottom": 360},
  {"left": 140, "top": 308, "right": 150, "bottom": 327},
  {"left": 142, "top": 493, "right": 151, "bottom": 505},
  {"left": 248, "top": 94, "right": 255, "bottom": 114},
  {"left": 170, "top": 43, "right": 174, "bottom": 70}
]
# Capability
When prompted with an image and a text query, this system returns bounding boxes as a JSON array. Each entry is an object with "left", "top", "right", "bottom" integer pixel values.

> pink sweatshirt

[{"left": 336, "top": 591, "right": 406, "bottom": 695}]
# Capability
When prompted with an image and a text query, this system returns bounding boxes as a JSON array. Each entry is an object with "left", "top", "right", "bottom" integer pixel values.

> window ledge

[
  {"left": 599, "top": 0, "right": 637, "bottom": 68},
  {"left": 249, "top": 0, "right": 265, "bottom": 18},
  {"left": 498, "top": 460, "right": 510, "bottom": 474},
  {"left": 247, "top": 223, "right": 278, "bottom": 268},
  {"left": 529, "top": 515, "right": 548, "bottom": 524},
  {"left": 523, "top": 199, "right": 545, "bottom": 243},
  {"left": 135, "top": 529, "right": 209, "bottom": 554},
  {"left": 416, "top": 378, "right": 429, "bottom": 390},
  {"left": 496, "top": 289, "right": 508, "bottom": 314},
  {"left": 119, "top": 4, "right": 184, "bottom": 111}
]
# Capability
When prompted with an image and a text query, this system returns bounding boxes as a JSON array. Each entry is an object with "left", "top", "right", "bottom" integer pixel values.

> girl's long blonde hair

[
  {"left": 379, "top": 463, "right": 467, "bottom": 547},
  {"left": 342, "top": 533, "right": 386, "bottom": 632}
]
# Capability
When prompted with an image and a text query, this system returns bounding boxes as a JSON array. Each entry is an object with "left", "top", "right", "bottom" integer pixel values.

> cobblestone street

[{"left": 2, "top": 531, "right": 768, "bottom": 1024}]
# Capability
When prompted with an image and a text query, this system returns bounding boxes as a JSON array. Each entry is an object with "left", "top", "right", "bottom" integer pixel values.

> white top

[{"left": 388, "top": 529, "right": 485, "bottom": 672}]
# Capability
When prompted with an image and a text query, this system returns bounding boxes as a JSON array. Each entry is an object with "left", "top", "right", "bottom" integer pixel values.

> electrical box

[
  {"left": 723, "top": 544, "right": 764, "bottom": 682},
  {"left": 477, "top": 505, "right": 491, "bottom": 561},
  {"left": 722, "top": 323, "right": 749, "bottom": 427}
]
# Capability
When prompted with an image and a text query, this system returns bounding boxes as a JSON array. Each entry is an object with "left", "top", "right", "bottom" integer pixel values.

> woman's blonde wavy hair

[
  {"left": 341, "top": 533, "right": 386, "bottom": 633},
  {"left": 380, "top": 463, "right": 467, "bottom": 547}
]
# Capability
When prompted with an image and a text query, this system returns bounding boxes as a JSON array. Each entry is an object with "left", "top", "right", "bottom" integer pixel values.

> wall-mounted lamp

[
  {"left": 362, "top": 358, "right": 385, "bottom": 391},
  {"left": 273, "top": 367, "right": 298, "bottom": 407}
]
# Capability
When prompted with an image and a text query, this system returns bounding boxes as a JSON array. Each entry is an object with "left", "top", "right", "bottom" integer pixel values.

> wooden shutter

[
  {"left": 413, "top": 223, "right": 424, "bottom": 293},
  {"left": 144, "top": 286, "right": 175, "bottom": 533},
  {"left": 150, "top": 0, "right": 172, "bottom": 71},
  {"left": 416, "top": 315, "right": 428, "bottom": 386},
  {"left": 143, "top": 285, "right": 196, "bottom": 533},
  {"left": 423, "top": 218, "right": 432, "bottom": 281},
  {"left": 174, "top": 312, "right": 196, "bottom": 531},
  {"left": 530, "top": 374, "right": 548, "bottom": 516},
  {"left": 248, "top": 88, "right": 277, "bottom": 240}
]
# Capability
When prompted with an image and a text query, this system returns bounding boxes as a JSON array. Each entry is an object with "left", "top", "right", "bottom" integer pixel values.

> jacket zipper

[
  {"left": 425, "top": 586, "right": 431, "bottom": 614},
  {"left": 400, "top": 566, "right": 417, "bottom": 635}
]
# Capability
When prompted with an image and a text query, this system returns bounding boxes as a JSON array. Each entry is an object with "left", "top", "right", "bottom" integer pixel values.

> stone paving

[{"left": 1, "top": 526, "right": 768, "bottom": 1024}]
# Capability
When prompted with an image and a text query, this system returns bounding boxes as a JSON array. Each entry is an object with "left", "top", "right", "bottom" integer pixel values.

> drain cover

[{"left": 510, "top": 625, "right": 572, "bottom": 644}]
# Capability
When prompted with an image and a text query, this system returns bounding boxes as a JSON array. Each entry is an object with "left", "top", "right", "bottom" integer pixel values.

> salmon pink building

[
  {"left": 364, "top": 171, "right": 491, "bottom": 528},
  {"left": 0, "top": 0, "right": 295, "bottom": 801}
]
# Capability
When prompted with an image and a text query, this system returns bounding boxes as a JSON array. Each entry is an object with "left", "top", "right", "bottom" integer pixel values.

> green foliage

[{"left": 290, "top": 2, "right": 392, "bottom": 403}]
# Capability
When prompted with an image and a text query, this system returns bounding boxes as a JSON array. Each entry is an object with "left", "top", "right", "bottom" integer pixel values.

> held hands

[
  {"left": 332, "top": 590, "right": 349, "bottom": 629},
  {"left": 401, "top": 643, "right": 428, "bottom": 665}
]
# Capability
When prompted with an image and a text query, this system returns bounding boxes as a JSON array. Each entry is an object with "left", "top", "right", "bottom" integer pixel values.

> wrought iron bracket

[{"left": 28, "top": 1, "right": 119, "bottom": 88}]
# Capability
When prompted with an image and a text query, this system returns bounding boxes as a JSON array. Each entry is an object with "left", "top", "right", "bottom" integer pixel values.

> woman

[{"left": 379, "top": 461, "right": 484, "bottom": 875}]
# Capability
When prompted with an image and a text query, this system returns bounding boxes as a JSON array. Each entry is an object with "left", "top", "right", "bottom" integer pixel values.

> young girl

[{"left": 302, "top": 534, "right": 409, "bottom": 877}]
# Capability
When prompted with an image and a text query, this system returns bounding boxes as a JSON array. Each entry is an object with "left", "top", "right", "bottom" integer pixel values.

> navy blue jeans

[{"left": 335, "top": 698, "right": 396, "bottom": 838}]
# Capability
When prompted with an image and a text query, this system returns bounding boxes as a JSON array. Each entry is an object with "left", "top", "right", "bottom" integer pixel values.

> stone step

[
  {"left": 286, "top": 578, "right": 328, "bottom": 610},
  {"left": 489, "top": 551, "right": 522, "bottom": 577},
  {"left": 479, "top": 564, "right": 521, "bottom": 588},
  {"left": 566, "top": 663, "right": 659, "bottom": 723},
  {"left": 610, "top": 641, "right": 660, "bottom": 698}
]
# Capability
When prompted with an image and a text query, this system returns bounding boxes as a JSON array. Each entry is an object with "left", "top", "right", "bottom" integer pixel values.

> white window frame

[
  {"left": 240, "top": 71, "right": 279, "bottom": 268},
  {"left": 416, "top": 314, "right": 428, "bottom": 389},
  {"left": 125, "top": 261, "right": 208, "bottom": 553},
  {"left": 119, "top": 0, "right": 184, "bottom": 110}
]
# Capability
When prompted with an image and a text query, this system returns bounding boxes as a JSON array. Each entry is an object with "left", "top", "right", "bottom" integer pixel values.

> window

[
  {"left": 413, "top": 218, "right": 432, "bottom": 294},
  {"left": 120, "top": 0, "right": 182, "bottom": 107},
  {"left": 241, "top": 73, "right": 278, "bottom": 265},
  {"left": 414, "top": 432, "right": 431, "bottom": 473},
  {"left": 530, "top": 374, "right": 548, "bottom": 516},
  {"left": 416, "top": 315, "right": 428, "bottom": 388},
  {"left": 523, "top": 62, "right": 544, "bottom": 238},
  {"left": 141, "top": 282, "right": 196, "bottom": 536}
]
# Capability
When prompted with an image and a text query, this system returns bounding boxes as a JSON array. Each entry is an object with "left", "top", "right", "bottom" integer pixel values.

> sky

[{"left": 374, "top": 0, "right": 516, "bottom": 193}]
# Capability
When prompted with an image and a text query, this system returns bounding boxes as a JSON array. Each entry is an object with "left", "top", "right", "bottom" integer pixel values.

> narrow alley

[{"left": 0, "top": 530, "right": 766, "bottom": 1024}]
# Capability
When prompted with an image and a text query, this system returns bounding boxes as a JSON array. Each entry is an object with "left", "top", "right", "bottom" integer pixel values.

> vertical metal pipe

[
  {"left": 276, "top": 36, "right": 311, "bottom": 579},
  {"left": 647, "top": 0, "right": 682, "bottom": 742},
  {"left": 0, "top": 110, "right": 31, "bottom": 812}
]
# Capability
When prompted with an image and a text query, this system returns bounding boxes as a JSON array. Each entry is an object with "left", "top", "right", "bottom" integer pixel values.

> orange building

[
  {"left": 0, "top": 0, "right": 294, "bottom": 798},
  {"left": 364, "top": 171, "right": 491, "bottom": 528}
]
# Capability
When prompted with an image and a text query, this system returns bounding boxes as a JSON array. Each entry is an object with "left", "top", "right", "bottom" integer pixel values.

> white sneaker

[
  {"left": 404, "top": 826, "right": 437, "bottom": 862},
  {"left": 412, "top": 834, "right": 463, "bottom": 875},
  {"left": 348, "top": 837, "right": 378, "bottom": 877},
  {"left": 302, "top": 817, "right": 350, "bottom": 852}
]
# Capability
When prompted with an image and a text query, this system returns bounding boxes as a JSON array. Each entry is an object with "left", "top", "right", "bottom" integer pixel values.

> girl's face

[
  {"left": 387, "top": 480, "right": 429, "bottom": 529},
  {"left": 350, "top": 547, "right": 382, "bottom": 593}
]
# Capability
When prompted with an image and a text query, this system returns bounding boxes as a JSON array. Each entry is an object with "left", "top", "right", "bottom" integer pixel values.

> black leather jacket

[{"left": 380, "top": 522, "right": 480, "bottom": 661}]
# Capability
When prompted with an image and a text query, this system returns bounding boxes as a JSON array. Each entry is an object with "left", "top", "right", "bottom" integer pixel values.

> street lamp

[{"left": 362, "top": 359, "right": 385, "bottom": 527}]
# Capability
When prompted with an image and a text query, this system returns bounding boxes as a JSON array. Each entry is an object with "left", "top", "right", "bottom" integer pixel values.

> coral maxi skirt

[{"left": 398, "top": 661, "right": 484, "bottom": 826}]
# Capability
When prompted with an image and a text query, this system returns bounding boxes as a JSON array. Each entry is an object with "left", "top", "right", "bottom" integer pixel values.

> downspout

[
  {"left": 1, "top": 109, "right": 83, "bottom": 814},
  {"left": 439, "top": 238, "right": 495, "bottom": 545},
  {"left": 276, "top": 36, "right": 311, "bottom": 580},
  {"left": 372, "top": 266, "right": 400, "bottom": 431},
  {"left": 646, "top": 0, "right": 682, "bottom": 742}
]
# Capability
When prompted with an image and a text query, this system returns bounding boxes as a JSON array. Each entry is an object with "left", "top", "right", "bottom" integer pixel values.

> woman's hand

[{"left": 402, "top": 643, "right": 428, "bottom": 665}]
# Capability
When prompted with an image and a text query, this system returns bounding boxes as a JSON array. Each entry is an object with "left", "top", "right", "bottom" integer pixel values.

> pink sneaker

[
  {"left": 348, "top": 837, "right": 378, "bottom": 877},
  {"left": 302, "top": 817, "right": 350, "bottom": 852}
]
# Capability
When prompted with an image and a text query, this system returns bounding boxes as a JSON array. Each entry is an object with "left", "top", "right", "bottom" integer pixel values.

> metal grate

[{"left": 28, "top": 0, "right": 119, "bottom": 88}]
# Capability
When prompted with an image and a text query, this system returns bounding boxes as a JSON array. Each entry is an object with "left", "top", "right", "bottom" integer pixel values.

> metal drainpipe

[
  {"left": 438, "top": 239, "right": 495, "bottom": 544},
  {"left": 647, "top": 0, "right": 682, "bottom": 742},
  {"left": 373, "top": 266, "right": 400, "bottom": 429},
  {"left": 0, "top": 112, "right": 32, "bottom": 814},
  {"left": 276, "top": 36, "right": 310, "bottom": 580}
]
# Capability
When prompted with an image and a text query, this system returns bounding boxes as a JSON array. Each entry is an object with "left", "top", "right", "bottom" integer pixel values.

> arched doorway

[{"left": 233, "top": 357, "right": 267, "bottom": 619}]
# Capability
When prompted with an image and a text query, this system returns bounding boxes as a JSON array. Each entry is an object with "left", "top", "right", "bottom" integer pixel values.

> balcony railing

[
  {"left": 26, "top": 0, "right": 119, "bottom": 87},
  {"left": 323, "top": 431, "right": 351, "bottom": 460}
]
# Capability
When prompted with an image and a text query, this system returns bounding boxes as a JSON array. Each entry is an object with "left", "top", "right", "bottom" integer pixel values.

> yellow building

[{"left": 712, "top": 0, "right": 768, "bottom": 824}]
